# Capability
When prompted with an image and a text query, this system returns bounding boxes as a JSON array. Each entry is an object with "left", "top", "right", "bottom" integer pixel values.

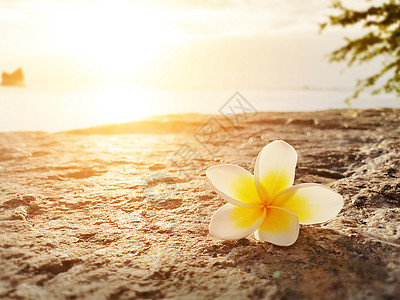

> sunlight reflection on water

[{"left": 0, "top": 83, "right": 399, "bottom": 132}]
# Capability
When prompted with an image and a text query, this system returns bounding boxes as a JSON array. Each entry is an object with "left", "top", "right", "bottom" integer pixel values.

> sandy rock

[{"left": 0, "top": 109, "right": 399, "bottom": 299}]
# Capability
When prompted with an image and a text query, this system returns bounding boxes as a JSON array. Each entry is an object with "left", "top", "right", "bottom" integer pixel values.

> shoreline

[
  {"left": 1, "top": 86, "right": 399, "bottom": 132},
  {"left": 0, "top": 107, "right": 389, "bottom": 135}
]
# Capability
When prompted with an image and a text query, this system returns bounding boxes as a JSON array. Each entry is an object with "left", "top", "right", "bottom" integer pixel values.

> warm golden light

[
  {"left": 1, "top": 0, "right": 399, "bottom": 133},
  {"left": 46, "top": 0, "right": 184, "bottom": 79},
  {"left": 92, "top": 83, "right": 152, "bottom": 123}
]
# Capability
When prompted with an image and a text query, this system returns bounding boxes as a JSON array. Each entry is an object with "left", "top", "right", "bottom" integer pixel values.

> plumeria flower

[{"left": 206, "top": 140, "right": 344, "bottom": 246}]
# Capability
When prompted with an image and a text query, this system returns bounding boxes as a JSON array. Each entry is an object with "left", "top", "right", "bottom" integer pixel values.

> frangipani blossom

[{"left": 206, "top": 140, "right": 344, "bottom": 246}]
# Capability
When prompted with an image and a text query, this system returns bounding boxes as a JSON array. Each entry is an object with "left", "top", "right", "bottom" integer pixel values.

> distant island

[{"left": 1, "top": 68, "right": 25, "bottom": 87}]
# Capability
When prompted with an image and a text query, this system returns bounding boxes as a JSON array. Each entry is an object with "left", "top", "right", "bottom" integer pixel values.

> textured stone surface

[{"left": 0, "top": 109, "right": 399, "bottom": 299}]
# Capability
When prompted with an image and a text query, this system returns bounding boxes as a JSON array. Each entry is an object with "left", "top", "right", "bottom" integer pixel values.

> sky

[{"left": 0, "top": 0, "right": 384, "bottom": 90}]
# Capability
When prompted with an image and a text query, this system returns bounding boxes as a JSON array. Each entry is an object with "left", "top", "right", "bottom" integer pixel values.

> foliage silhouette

[{"left": 320, "top": 0, "right": 400, "bottom": 104}]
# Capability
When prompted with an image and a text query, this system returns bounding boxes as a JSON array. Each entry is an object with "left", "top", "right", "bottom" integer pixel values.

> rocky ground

[{"left": 0, "top": 108, "right": 399, "bottom": 299}]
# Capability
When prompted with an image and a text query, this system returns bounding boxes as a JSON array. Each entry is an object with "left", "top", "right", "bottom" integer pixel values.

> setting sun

[
  {"left": 45, "top": 1, "right": 184, "bottom": 79},
  {"left": 0, "top": 0, "right": 399, "bottom": 133}
]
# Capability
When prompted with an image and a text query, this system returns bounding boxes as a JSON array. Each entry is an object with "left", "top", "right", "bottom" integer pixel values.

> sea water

[{"left": 0, "top": 83, "right": 399, "bottom": 132}]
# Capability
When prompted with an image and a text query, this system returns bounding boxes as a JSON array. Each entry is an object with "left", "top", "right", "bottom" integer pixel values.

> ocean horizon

[{"left": 1, "top": 83, "right": 399, "bottom": 133}]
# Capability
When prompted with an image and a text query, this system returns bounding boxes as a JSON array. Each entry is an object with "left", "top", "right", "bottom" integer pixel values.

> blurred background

[{"left": 1, "top": 0, "right": 399, "bottom": 132}]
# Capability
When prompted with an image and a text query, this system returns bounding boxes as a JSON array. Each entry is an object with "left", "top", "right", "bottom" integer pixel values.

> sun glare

[
  {"left": 46, "top": 1, "right": 183, "bottom": 79},
  {"left": 91, "top": 83, "right": 152, "bottom": 124}
]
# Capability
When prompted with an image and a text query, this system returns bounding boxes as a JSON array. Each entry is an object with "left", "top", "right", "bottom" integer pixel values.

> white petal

[
  {"left": 209, "top": 203, "right": 266, "bottom": 240},
  {"left": 271, "top": 183, "right": 344, "bottom": 225},
  {"left": 254, "top": 140, "right": 298, "bottom": 203},
  {"left": 254, "top": 206, "right": 299, "bottom": 246},
  {"left": 206, "top": 164, "right": 263, "bottom": 207}
]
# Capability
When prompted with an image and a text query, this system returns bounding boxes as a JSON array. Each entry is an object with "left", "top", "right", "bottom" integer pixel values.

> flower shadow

[{"left": 204, "top": 226, "right": 395, "bottom": 299}]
